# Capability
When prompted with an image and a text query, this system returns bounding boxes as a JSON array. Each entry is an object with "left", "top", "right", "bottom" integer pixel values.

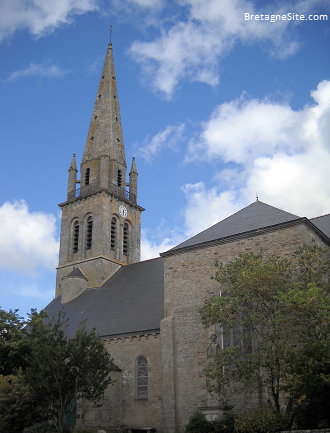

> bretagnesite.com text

[{"left": 245, "top": 12, "right": 328, "bottom": 22}]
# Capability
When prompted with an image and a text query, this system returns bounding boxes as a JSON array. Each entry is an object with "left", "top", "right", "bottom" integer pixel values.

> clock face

[{"left": 119, "top": 205, "right": 127, "bottom": 218}]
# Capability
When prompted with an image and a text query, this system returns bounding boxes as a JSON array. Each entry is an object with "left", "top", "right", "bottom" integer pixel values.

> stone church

[{"left": 45, "top": 43, "right": 330, "bottom": 433}]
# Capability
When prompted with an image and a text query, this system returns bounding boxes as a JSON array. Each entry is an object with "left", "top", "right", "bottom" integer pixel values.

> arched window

[
  {"left": 85, "top": 168, "right": 90, "bottom": 186},
  {"left": 123, "top": 223, "right": 128, "bottom": 256},
  {"left": 111, "top": 217, "right": 116, "bottom": 250},
  {"left": 73, "top": 220, "right": 79, "bottom": 253},
  {"left": 86, "top": 216, "right": 93, "bottom": 249},
  {"left": 117, "top": 169, "right": 122, "bottom": 187},
  {"left": 137, "top": 356, "right": 148, "bottom": 398}
]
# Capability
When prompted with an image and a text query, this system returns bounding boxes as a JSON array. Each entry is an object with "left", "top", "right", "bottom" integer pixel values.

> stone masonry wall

[
  {"left": 77, "top": 330, "right": 163, "bottom": 432},
  {"left": 56, "top": 189, "right": 142, "bottom": 299},
  {"left": 162, "top": 222, "right": 329, "bottom": 432}
]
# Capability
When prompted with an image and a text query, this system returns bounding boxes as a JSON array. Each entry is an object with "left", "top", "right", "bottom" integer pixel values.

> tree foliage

[
  {"left": 0, "top": 370, "right": 47, "bottom": 433},
  {"left": 24, "top": 308, "right": 115, "bottom": 433},
  {"left": 0, "top": 307, "right": 115, "bottom": 433},
  {"left": 0, "top": 308, "right": 31, "bottom": 375},
  {"left": 199, "top": 243, "right": 330, "bottom": 425}
]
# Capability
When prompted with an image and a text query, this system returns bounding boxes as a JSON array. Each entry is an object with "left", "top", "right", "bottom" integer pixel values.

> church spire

[{"left": 82, "top": 43, "right": 126, "bottom": 167}]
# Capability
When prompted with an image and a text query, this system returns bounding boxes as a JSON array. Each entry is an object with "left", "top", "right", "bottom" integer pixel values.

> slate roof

[
  {"left": 310, "top": 214, "right": 330, "bottom": 239},
  {"left": 162, "top": 201, "right": 302, "bottom": 255},
  {"left": 44, "top": 257, "right": 164, "bottom": 339}
]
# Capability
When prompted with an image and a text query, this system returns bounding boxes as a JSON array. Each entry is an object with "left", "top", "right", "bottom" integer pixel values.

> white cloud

[
  {"left": 0, "top": 0, "right": 99, "bottom": 42},
  {"left": 140, "top": 221, "right": 186, "bottom": 259},
  {"left": 141, "top": 81, "right": 330, "bottom": 255},
  {"left": 181, "top": 80, "right": 330, "bottom": 234},
  {"left": 187, "top": 96, "right": 297, "bottom": 164},
  {"left": 86, "top": 55, "right": 104, "bottom": 76},
  {"left": 0, "top": 200, "right": 59, "bottom": 275},
  {"left": 12, "top": 283, "right": 54, "bottom": 300},
  {"left": 180, "top": 182, "right": 242, "bottom": 237},
  {"left": 129, "top": 0, "right": 328, "bottom": 98},
  {"left": 141, "top": 234, "right": 176, "bottom": 260},
  {"left": 6, "top": 62, "right": 70, "bottom": 81},
  {"left": 188, "top": 80, "right": 330, "bottom": 163},
  {"left": 139, "top": 123, "right": 185, "bottom": 161},
  {"left": 125, "top": 0, "right": 162, "bottom": 8}
]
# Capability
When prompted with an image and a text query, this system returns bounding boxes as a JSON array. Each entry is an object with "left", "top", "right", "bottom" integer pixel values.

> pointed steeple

[
  {"left": 67, "top": 153, "right": 78, "bottom": 200},
  {"left": 69, "top": 153, "right": 77, "bottom": 170},
  {"left": 129, "top": 157, "right": 138, "bottom": 201},
  {"left": 130, "top": 156, "right": 137, "bottom": 174},
  {"left": 82, "top": 43, "right": 126, "bottom": 167}
]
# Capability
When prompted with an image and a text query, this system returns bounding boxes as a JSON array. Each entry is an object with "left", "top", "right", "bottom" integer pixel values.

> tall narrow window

[
  {"left": 123, "top": 223, "right": 128, "bottom": 256},
  {"left": 111, "top": 217, "right": 116, "bottom": 250},
  {"left": 86, "top": 216, "right": 93, "bottom": 250},
  {"left": 137, "top": 356, "right": 148, "bottom": 398},
  {"left": 85, "top": 168, "right": 90, "bottom": 186},
  {"left": 73, "top": 221, "right": 79, "bottom": 253},
  {"left": 117, "top": 170, "right": 122, "bottom": 187}
]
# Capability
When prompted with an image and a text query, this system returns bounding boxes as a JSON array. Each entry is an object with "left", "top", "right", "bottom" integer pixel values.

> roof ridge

[
  {"left": 310, "top": 213, "right": 330, "bottom": 220},
  {"left": 126, "top": 256, "right": 162, "bottom": 266}
]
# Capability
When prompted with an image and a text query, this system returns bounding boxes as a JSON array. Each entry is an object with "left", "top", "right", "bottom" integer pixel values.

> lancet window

[{"left": 137, "top": 356, "right": 148, "bottom": 398}]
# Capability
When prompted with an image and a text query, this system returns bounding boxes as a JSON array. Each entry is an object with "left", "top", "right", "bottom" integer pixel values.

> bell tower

[{"left": 56, "top": 43, "right": 144, "bottom": 303}]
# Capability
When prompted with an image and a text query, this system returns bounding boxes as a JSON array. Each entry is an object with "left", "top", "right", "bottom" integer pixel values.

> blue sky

[{"left": 0, "top": 0, "right": 329, "bottom": 316}]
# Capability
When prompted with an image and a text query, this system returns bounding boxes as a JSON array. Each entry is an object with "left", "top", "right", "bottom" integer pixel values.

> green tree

[
  {"left": 24, "top": 309, "right": 115, "bottom": 433},
  {"left": 276, "top": 244, "right": 330, "bottom": 427},
  {"left": 0, "top": 370, "right": 47, "bottom": 433},
  {"left": 0, "top": 308, "right": 31, "bottom": 375},
  {"left": 199, "top": 244, "right": 330, "bottom": 425}
]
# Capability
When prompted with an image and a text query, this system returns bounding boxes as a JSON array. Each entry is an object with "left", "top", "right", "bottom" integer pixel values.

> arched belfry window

[
  {"left": 123, "top": 223, "right": 129, "bottom": 256},
  {"left": 117, "top": 169, "right": 122, "bottom": 187},
  {"left": 73, "top": 220, "right": 79, "bottom": 253},
  {"left": 85, "top": 168, "right": 90, "bottom": 186},
  {"left": 137, "top": 356, "right": 148, "bottom": 398},
  {"left": 86, "top": 216, "right": 93, "bottom": 250},
  {"left": 111, "top": 217, "right": 116, "bottom": 250}
]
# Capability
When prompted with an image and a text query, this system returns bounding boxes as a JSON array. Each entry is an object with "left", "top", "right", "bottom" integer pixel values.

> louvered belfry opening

[
  {"left": 73, "top": 221, "right": 79, "bottom": 253},
  {"left": 85, "top": 168, "right": 90, "bottom": 186},
  {"left": 86, "top": 216, "right": 93, "bottom": 249},
  {"left": 111, "top": 217, "right": 116, "bottom": 250},
  {"left": 117, "top": 169, "right": 122, "bottom": 187},
  {"left": 123, "top": 223, "right": 128, "bottom": 255}
]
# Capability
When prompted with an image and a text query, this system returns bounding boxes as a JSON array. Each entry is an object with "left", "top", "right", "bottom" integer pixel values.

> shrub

[
  {"left": 23, "top": 421, "right": 57, "bottom": 433},
  {"left": 213, "top": 413, "right": 236, "bottom": 433},
  {"left": 185, "top": 410, "right": 213, "bottom": 433},
  {"left": 23, "top": 421, "right": 71, "bottom": 433},
  {"left": 74, "top": 425, "right": 95, "bottom": 433},
  {"left": 0, "top": 373, "right": 47, "bottom": 433},
  {"left": 234, "top": 406, "right": 289, "bottom": 433}
]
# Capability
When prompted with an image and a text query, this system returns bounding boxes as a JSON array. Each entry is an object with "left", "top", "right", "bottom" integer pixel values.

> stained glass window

[{"left": 137, "top": 356, "right": 148, "bottom": 397}]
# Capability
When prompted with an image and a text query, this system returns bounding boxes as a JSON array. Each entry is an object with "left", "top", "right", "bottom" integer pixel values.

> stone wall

[
  {"left": 162, "top": 221, "right": 329, "bottom": 432},
  {"left": 77, "top": 330, "right": 163, "bottom": 432},
  {"left": 56, "top": 189, "right": 142, "bottom": 299}
]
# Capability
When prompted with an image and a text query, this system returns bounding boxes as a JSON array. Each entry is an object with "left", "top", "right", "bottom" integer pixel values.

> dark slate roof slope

[
  {"left": 44, "top": 257, "right": 164, "bottom": 339},
  {"left": 164, "top": 201, "right": 301, "bottom": 254},
  {"left": 310, "top": 214, "right": 330, "bottom": 239}
]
